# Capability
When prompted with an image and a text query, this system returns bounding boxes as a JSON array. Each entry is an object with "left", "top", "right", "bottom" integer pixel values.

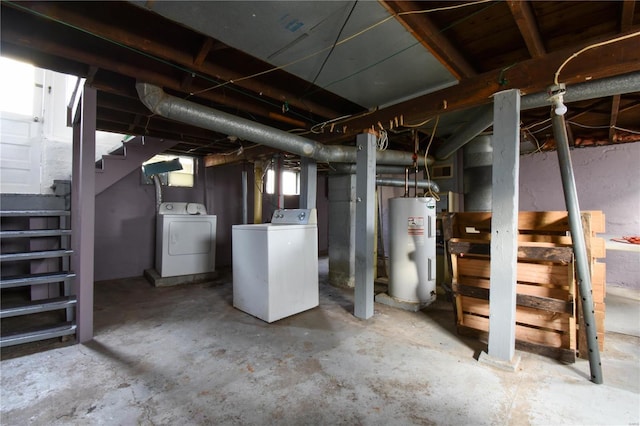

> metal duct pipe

[
  {"left": 436, "top": 105, "right": 494, "bottom": 160},
  {"left": 435, "top": 71, "right": 640, "bottom": 160},
  {"left": 551, "top": 111, "right": 603, "bottom": 384},
  {"left": 330, "top": 163, "right": 433, "bottom": 174},
  {"left": 137, "top": 82, "right": 430, "bottom": 166},
  {"left": 152, "top": 174, "right": 162, "bottom": 213},
  {"left": 375, "top": 177, "right": 440, "bottom": 193}
]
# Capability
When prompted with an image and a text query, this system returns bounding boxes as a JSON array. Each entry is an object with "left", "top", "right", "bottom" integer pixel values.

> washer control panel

[{"left": 271, "top": 208, "right": 317, "bottom": 225}]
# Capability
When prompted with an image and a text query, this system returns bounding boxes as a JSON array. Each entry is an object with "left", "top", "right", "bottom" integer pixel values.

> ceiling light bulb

[{"left": 554, "top": 101, "right": 567, "bottom": 116}]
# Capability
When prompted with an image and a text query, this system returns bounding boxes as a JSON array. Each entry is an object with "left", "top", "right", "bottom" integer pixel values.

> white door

[{"left": 0, "top": 61, "right": 44, "bottom": 194}]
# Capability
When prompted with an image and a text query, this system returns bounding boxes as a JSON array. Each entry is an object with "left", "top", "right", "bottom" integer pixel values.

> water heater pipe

[
  {"left": 375, "top": 177, "right": 439, "bottom": 193},
  {"left": 137, "top": 82, "right": 432, "bottom": 167}
]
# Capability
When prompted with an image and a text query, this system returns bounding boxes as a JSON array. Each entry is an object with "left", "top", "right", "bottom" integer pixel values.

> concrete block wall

[{"left": 519, "top": 142, "right": 640, "bottom": 290}]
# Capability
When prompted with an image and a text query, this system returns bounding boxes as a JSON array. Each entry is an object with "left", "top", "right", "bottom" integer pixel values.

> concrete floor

[{"left": 1, "top": 258, "right": 639, "bottom": 425}]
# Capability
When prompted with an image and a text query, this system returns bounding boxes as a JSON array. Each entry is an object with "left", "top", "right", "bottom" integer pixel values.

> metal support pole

[
  {"left": 241, "top": 170, "right": 248, "bottom": 224},
  {"left": 487, "top": 89, "right": 520, "bottom": 363},
  {"left": 552, "top": 112, "right": 604, "bottom": 384},
  {"left": 253, "top": 161, "right": 263, "bottom": 223},
  {"left": 71, "top": 85, "right": 96, "bottom": 343},
  {"left": 300, "top": 157, "right": 317, "bottom": 209},
  {"left": 354, "top": 133, "right": 376, "bottom": 319}
]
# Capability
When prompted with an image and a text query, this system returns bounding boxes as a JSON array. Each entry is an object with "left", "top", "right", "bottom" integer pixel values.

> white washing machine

[
  {"left": 156, "top": 202, "right": 217, "bottom": 277},
  {"left": 232, "top": 209, "right": 318, "bottom": 323}
]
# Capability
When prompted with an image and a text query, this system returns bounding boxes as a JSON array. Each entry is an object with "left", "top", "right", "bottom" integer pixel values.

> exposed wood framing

[
  {"left": 1, "top": 25, "right": 307, "bottom": 128},
  {"left": 315, "top": 29, "right": 640, "bottom": 143},
  {"left": 621, "top": 0, "right": 636, "bottom": 31},
  {"left": 194, "top": 37, "right": 214, "bottom": 67},
  {"left": 507, "top": 1, "right": 546, "bottom": 58},
  {"left": 380, "top": 0, "right": 476, "bottom": 80},
  {"left": 609, "top": 95, "right": 621, "bottom": 143},
  {"left": 8, "top": 2, "right": 345, "bottom": 120}
]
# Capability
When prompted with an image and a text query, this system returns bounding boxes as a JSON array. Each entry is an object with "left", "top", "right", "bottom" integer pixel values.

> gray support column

[
  {"left": 552, "top": 112, "right": 603, "bottom": 384},
  {"left": 354, "top": 133, "right": 377, "bottom": 319},
  {"left": 300, "top": 157, "right": 317, "bottom": 209},
  {"left": 71, "top": 86, "right": 96, "bottom": 343},
  {"left": 328, "top": 174, "right": 356, "bottom": 287},
  {"left": 487, "top": 89, "right": 521, "bottom": 363},
  {"left": 241, "top": 170, "right": 248, "bottom": 224}
]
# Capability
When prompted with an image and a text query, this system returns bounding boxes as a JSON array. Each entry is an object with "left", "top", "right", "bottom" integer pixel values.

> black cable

[{"left": 307, "top": 1, "right": 358, "bottom": 88}]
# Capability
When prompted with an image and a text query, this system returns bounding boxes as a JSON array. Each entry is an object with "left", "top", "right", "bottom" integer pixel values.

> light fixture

[{"left": 547, "top": 83, "right": 567, "bottom": 116}]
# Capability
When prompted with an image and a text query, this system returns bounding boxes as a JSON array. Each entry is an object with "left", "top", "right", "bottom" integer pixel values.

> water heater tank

[{"left": 388, "top": 197, "right": 437, "bottom": 305}]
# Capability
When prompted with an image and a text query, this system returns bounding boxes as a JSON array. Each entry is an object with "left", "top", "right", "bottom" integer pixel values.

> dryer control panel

[{"left": 158, "top": 202, "right": 207, "bottom": 215}]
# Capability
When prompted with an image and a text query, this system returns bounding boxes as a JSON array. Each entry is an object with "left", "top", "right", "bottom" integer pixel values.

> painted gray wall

[
  {"left": 94, "top": 162, "right": 329, "bottom": 281},
  {"left": 519, "top": 142, "right": 640, "bottom": 290}
]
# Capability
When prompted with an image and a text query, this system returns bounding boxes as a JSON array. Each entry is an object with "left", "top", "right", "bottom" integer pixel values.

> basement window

[
  {"left": 265, "top": 169, "right": 299, "bottom": 195},
  {"left": 142, "top": 154, "right": 195, "bottom": 187}
]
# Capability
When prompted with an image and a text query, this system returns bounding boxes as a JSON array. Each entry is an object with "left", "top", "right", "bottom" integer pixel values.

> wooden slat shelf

[{"left": 444, "top": 210, "right": 606, "bottom": 363}]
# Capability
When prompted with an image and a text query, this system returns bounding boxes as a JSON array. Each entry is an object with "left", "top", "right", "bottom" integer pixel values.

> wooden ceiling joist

[
  {"left": 507, "top": 0, "right": 546, "bottom": 58},
  {"left": 380, "top": 0, "right": 476, "bottom": 80},
  {"left": 315, "top": 29, "right": 640, "bottom": 143},
  {"left": 6, "top": 1, "right": 349, "bottom": 120}
]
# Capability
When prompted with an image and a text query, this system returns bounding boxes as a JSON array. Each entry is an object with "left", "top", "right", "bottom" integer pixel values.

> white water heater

[{"left": 388, "top": 197, "right": 437, "bottom": 305}]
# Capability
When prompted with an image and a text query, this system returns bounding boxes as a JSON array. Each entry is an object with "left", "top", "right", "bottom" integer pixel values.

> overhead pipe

[
  {"left": 435, "top": 71, "right": 640, "bottom": 160},
  {"left": 551, "top": 110, "right": 603, "bottom": 384},
  {"left": 137, "top": 82, "right": 431, "bottom": 167},
  {"left": 330, "top": 164, "right": 433, "bottom": 174},
  {"left": 375, "top": 177, "right": 440, "bottom": 193}
]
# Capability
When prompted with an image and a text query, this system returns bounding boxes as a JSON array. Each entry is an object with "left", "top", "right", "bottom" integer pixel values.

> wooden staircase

[
  {"left": 95, "top": 135, "right": 180, "bottom": 195},
  {"left": 0, "top": 209, "right": 76, "bottom": 348}
]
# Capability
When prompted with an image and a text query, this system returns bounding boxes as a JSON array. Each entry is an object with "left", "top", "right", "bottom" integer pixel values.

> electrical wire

[
  {"left": 423, "top": 116, "right": 440, "bottom": 201},
  {"left": 403, "top": 117, "right": 434, "bottom": 128},
  {"left": 308, "top": 1, "right": 358, "bottom": 87},
  {"left": 191, "top": 0, "right": 496, "bottom": 94},
  {"left": 614, "top": 126, "right": 640, "bottom": 135},
  {"left": 554, "top": 30, "right": 640, "bottom": 85}
]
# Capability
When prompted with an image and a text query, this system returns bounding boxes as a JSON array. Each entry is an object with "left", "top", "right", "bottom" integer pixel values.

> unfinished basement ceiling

[
  {"left": 1, "top": 1, "right": 639, "bottom": 161},
  {"left": 135, "top": 1, "right": 458, "bottom": 109}
]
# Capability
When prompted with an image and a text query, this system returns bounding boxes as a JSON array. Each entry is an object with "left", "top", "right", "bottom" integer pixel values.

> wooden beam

[
  {"left": 1, "top": 24, "right": 309, "bottom": 129},
  {"left": 621, "top": 0, "right": 636, "bottom": 31},
  {"left": 507, "top": 1, "right": 546, "bottom": 58},
  {"left": 194, "top": 37, "right": 214, "bottom": 67},
  {"left": 314, "top": 29, "right": 640, "bottom": 143},
  {"left": 609, "top": 1, "right": 634, "bottom": 141},
  {"left": 609, "top": 95, "right": 621, "bottom": 143},
  {"left": 204, "top": 145, "right": 278, "bottom": 167},
  {"left": 379, "top": 0, "right": 476, "bottom": 80},
  {"left": 10, "top": 2, "right": 345, "bottom": 120}
]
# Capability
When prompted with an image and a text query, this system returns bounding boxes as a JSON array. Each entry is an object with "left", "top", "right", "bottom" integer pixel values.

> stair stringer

[{"left": 95, "top": 136, "right": 180, "bottom": 195}]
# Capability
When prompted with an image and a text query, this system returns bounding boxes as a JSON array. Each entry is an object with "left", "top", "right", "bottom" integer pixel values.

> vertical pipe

[
  {"left": 551, "top": 112, "right": 603, "bottom": 384},
  {"left": 253, "top": 161, "right": 263, "bottom": 224},
  {"left": 404, "top": 168, "right": 409, "bottom": 197},
  {"left": 241, "top": 170, "right": 248, "bottom": 224}
]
